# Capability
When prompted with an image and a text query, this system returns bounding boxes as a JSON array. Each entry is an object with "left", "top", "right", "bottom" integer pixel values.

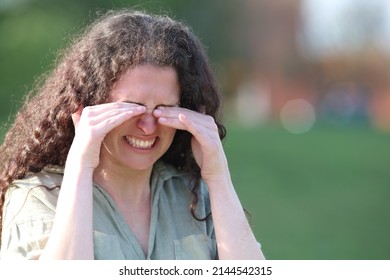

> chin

[{"left": 122, "top": 157, "right": 158, "bottom": 172}]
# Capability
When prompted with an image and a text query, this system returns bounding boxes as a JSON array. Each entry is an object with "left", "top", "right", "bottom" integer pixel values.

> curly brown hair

[{"left": 0, "top": 9, "right": 226, "bottom": 237}]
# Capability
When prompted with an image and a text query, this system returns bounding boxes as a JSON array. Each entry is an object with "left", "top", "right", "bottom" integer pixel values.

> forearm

[
  {"left": 207, "top": 177, "right": 265, "bottom": 260},
  {"left": 40, "top": 165, "right": 94, "bottom": 260}
]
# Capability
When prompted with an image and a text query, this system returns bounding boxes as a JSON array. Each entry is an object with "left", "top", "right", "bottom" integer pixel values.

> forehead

[{"left": 110, "top": 64, "right": 180, "bottom": 104}]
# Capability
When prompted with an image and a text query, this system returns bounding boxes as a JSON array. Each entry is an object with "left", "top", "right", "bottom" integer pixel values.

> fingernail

[{"left": 154, "top": 109, "right": 162, "bottom": 115}]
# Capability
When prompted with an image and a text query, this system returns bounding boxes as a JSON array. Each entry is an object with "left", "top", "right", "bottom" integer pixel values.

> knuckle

[
  {"left": 205, "top": 115, "right": 216, "bottom": 124},
  {"left": 104, "top": 117, "right": 116, "bottom": 126},
  {"left": 82, "top": 106, "right": 94, "bottom": 117},
  {"left": 83, "top": 117, "right": 94, "bottom": 126}
]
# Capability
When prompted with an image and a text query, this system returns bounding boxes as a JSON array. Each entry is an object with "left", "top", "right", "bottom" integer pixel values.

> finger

[
  {"left": 157, "top": 108, "right": 216, "bottom": 131},
  {"left": 153, "top": 106, "right": 202, "bottom": 119},
  {"left": 179, "top": 114, "right": 223, "bottom": 172},
  {"left": 82, "top": 102, "right": 146, "bottom": 118},
  {"left": 178, "top": 113, "right": 220, "bottom": 143},
  {"left": 79, "top": 102, "right": 146, "bottom": 124},
  {"left": 81, "top": 106, "right": 145, "bottom": 126},
  {"left": 157, "top": 115, "right": 187, "bottom": 130},
  {"left": 93, "top": 110, "right": 140, "bottom": 133},
  {"left": 158, "top": 112, "right": 217, "bottom": 142},
  {"left": 77, "top": 110, "right": 143, "bottom": 141},
  {"left": 154, "top": 106, "right": 209, "bottom": 129}
]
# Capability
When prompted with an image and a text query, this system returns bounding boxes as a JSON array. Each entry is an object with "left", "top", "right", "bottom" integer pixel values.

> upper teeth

[{"left": 125, "top": 136, "right": 155, "bottom": 149}]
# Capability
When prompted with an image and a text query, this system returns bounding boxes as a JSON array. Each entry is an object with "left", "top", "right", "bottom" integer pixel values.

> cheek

[
  {"left": 162, "top": 127, "right": 177, "bottom": 144},
  {"left": 102, "top": 121, "right": 130, "bottom": 145}
]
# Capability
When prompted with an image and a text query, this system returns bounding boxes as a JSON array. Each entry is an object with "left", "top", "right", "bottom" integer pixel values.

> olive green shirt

[{"left": 0, "top": 161, "right": 217, "bottom": 259}]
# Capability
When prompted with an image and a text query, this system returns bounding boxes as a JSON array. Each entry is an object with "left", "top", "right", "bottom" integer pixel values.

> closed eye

[
  {"left": 157, "top": 103, "right": 180, "bottom": 108},
  {"left": 121, "top": 100, "right": 180, "bottom": 110}
]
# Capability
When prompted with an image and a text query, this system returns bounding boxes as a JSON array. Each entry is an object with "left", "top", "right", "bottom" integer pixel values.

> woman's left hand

[
  {"left": 155, "top": 107, "right": 265, "bottom": 260},
  {"left": 154, "top": 107, "right": 228, "bottom": 184}
]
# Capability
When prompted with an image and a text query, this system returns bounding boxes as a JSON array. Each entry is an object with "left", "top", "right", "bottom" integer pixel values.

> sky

[{"left": 299, "top": 0, "right": 390, "bottom": 58}]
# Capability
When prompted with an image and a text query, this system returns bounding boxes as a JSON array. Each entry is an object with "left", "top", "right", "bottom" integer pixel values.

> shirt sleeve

[
  {"left": 1, "top": 217, "right": 54, "bottom": 259},
  {"left": 1, "top": 185, "right": 57, "bottom": 260}
]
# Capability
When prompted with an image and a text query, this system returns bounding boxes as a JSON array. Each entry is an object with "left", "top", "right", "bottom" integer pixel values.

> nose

[{"left": 136, "top": 110, "right": 158, "bottom": 135}]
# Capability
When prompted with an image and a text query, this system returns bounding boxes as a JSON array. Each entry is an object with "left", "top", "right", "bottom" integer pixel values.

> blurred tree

[{"left": 0, "top": 0, "right": 236, "bottom": 125}]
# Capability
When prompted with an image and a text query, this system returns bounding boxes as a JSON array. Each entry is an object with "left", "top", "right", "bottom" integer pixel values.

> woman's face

[{"left": 101, "top": 64, "right": 180, "bottom": 172}]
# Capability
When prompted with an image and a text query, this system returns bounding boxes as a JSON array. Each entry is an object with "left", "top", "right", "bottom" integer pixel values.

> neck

[{"left": 93, "top": 162, "right": 153, "bottom": 205}]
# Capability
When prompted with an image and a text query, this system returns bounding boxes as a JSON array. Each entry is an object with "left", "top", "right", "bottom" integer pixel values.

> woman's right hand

[{"left": 68, "top": 102, "right": 146, "bottom": 169}]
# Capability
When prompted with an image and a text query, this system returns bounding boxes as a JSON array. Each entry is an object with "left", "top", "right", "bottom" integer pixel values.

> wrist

[{"left": 205, "top": 176, "right": 235, "bottom": 197}]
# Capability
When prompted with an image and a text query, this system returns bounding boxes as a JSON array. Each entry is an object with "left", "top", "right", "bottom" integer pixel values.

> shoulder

[
  {"left": 12, "top": 165, "right": 63, "bottom": 190},
  {"left": 3, "top": 166, "right": 63, "bottom": 224},
  {"left": 1, "top": 167, "right": 63, "bottom": 259}
]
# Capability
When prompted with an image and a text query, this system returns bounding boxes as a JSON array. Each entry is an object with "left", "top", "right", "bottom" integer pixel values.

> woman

[{"left": 0, "top": 9, "right": 264, "bottom": 260}]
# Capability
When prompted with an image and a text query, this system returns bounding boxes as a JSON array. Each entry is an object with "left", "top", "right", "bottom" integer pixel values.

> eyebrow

[{"left": 121, "top": 100, "right": 180, "bottom": 107}]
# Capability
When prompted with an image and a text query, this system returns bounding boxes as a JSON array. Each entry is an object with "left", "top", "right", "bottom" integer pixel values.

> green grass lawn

[{"left": 224, "top": 123, "right": 390, "bottom": 259}]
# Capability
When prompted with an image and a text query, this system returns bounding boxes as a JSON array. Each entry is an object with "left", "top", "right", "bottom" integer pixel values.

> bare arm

[
  {"left": 155, "top": 107, "right": 265, "bottom": 259},
  {"left": 40, "top": 165, "right": 94, "bottom": 259},
  {"left": 207, "top": 177, "right": 265, "bottom": 259},
  {"left": 40, "top": 103, "right": 145, "bottom": 259}
]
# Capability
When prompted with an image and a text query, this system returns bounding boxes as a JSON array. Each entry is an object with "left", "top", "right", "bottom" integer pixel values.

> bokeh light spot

[{"left": 280, "top": 99, "right": 316, "bottom": 134}]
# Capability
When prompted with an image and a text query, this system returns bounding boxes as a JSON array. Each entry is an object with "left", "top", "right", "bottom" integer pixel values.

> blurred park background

[{"left": 0, "top": 0, "right": 389, "bottom": 259}]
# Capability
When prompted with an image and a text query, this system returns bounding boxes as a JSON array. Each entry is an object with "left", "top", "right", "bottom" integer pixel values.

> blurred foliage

[{"left": 0, "top": 0, "right": 238, "bottom": 121}]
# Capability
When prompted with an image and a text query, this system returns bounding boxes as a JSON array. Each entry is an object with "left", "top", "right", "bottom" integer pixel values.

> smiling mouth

[{"left": 124, "top": 136, "right": 157, "bottom": 149}]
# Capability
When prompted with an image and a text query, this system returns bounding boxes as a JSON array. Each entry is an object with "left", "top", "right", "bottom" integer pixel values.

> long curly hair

[{"left": 0, "top": 9, "right": 226, "bottom": 236}]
